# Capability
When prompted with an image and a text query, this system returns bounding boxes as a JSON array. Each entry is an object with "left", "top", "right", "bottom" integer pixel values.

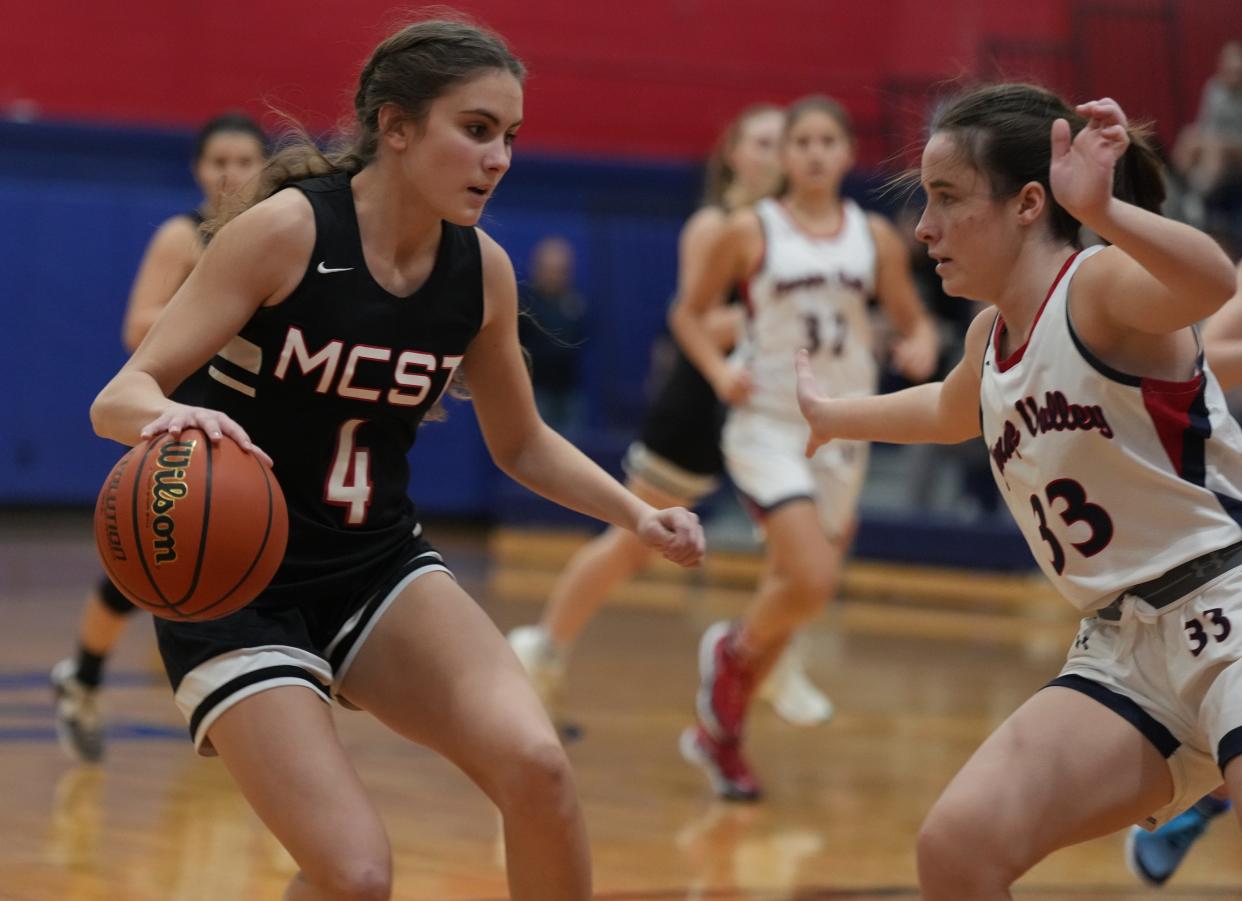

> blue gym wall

[
  {"left": 0, "top": 119, "right": 699, "bottom": 508},
  {"left": 0, "top": 119, "right": 1041, "bottom": 569}
]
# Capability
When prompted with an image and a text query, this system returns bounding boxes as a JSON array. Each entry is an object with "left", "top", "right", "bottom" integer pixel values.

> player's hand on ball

[
  {"left": 140, "top": 404, "right": 273, "bottom": 467},
  {"left": 795, "top": 349, "right": 834, "bottom": 458},
  {"left": 638, "top": 506, "right": 705, "bottom": 567}
]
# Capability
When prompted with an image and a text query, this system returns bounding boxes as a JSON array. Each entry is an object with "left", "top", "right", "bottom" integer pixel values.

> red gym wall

[{"left": 2, "top": 0, "right": 1238, "bottom": 161}]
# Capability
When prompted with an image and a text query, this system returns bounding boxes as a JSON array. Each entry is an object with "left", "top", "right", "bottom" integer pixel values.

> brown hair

[
  {"left": 774, "top": 94, "right": 855, "bottom": 197},
  {"left": 702, "top": 103, "right": 782, "bottom": 209},
  {"left": 210, "top": 17, "right": 524, "bottom": 233},
  {"left": 932, "top": 83, "right": 1164, "bottom": 246}
]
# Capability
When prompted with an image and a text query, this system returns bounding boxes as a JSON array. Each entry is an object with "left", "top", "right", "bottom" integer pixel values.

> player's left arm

[
  {"left": 463, "top": 232, "right": 703, "bottom": 566},
  {"left": 868, "top": 213, "right": 939, "bottom": 383},
  {"left": 1059, "top": 99, "right": 1236, "bottom": 336},
  {"left": 1203, "top": 262, "right": 1242, "bottom": 391}
]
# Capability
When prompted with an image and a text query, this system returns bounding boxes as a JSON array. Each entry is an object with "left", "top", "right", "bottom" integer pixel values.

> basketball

[{"left": 93, "top": 429, "right": 288, "bottom": 621}]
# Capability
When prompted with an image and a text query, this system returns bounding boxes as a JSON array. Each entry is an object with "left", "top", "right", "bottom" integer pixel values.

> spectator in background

[
  {"left": 519, "top": 236, "right": 586, "bottom": 432},
  {"left": 1172, "top": 41, "right": 1242, "bottom": 242}
]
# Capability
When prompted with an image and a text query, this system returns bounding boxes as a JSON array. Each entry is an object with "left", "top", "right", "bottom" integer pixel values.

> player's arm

[
  {"left": 796, "top": 307, "right": 993, "bottom": 454},
  {"left": 1057, "top": 101, "right": 1235, "bottom": 337},
  {"left": 868, "top": 213, "right": 939, "bottom": 382},
  {"left": 668, "top": 209, "right": 757, "bottom": 404},
  {"left": 464, "top": 233, "right": 703, "bottom": 566},
  {"left": 120, "top": 216, "right": 201, "bottom": 352},
  {"left": 91, "top": 190, "right": 312, "bottom": 457},
  {"left": 1203, "top": 262, "right": 1242, "bottom": 391}
]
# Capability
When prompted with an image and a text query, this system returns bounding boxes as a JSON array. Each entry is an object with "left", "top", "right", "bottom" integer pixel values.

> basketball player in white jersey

[
  {"left": 1123, "top": 258, "right": 1242, "bottom": 887},
  {"left": 507, "top": 104, "right": 836, "bottom": 730},
  {"left": 671, "top": 95, "right": 939, "bottom": 799},
  {"left": 795, "top": 84, "right": 1240, "bottom": 899}
]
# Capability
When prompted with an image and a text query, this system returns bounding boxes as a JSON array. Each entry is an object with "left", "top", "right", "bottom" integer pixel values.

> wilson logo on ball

[
  {"left": 94, "top": 428, "right": 289, "bottom": 622},
  {"left": 149, "top": 440, "right": 195, "bottom": 564}
]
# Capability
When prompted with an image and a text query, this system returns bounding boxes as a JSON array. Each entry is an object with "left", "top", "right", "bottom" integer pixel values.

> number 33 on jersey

[{"left": 980, "top": 247, "right": 1242, "bottom": 613}]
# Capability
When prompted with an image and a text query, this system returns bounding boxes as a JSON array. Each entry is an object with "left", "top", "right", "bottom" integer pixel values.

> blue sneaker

[{"left": 1125, "top": 807, "right": 1213, "bottom": 886}]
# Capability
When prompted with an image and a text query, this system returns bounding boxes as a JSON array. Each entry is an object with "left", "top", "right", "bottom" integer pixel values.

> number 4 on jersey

[{"left": 327, "top": 419, "right": 372, "bottom": 525}]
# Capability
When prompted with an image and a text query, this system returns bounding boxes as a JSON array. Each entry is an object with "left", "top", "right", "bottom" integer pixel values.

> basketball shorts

[
  {"left": 1051, "top": 565, "right": 1242, "bottom": 829},
  {"left": 154, "top": 534, "right": 450, "bottom": 755},
  {"left": 722, "top": 408, "right": 868, "bottom": 541},
  {"left": 623, "top": 442, "right": 721, "bottom": 504}
]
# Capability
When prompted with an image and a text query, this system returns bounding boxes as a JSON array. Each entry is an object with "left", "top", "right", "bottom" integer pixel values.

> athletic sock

[
  {"left": 1193, "top": 793, "right": 1232, "bottom": 818},
  {"left": 74, "top": 647, "right": 106, "bottom": 689}
]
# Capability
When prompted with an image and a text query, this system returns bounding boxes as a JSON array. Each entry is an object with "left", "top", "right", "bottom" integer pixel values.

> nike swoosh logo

[{"left": 317, "top": 262, "right": 354, "bottom": 274}]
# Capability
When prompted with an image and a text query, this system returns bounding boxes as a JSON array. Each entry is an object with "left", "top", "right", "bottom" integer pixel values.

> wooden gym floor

[{"left": 2, "top": 510, "right": 1241, "bottom": 900}]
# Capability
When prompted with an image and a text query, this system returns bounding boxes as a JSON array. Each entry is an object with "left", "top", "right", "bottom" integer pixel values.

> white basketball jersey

[
  {"left": 980, "top": 245, "right": 1242, "bottom": 611},
  {"left": 733, "top": 198, "right": 878, "bottom": 421}
]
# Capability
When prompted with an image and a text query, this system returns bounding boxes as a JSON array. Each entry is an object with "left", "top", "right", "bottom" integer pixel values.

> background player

[
  {"left": 51, "top": 113, "right": 267, "bottom": 763},
  {"left": 795, "top": 85, "right": 1240, "bottom": 899},
  {"left": 509, "top": 103, "right": 833, "bottom": 727},
  {"left": 89, "top": 19, "right": 703, "bottom": 900},
  {"left": 672, "top": 95, "right": 939, "bottom": 800}
]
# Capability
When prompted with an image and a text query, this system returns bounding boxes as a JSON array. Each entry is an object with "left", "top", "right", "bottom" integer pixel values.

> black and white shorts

[{"left": 154, "top": 536, "right": 451, "bottom": 755}]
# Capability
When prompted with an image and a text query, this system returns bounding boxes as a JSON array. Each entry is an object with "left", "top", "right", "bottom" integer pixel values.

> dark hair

[
  {"left": 774, "top": 94, "right": 855, "bottom": 197},
  {"left": 932, "top": 83, "right": 1165, "bottom": 246},
  {"left": 703, "top": 103, "right": 781, "bottom": 208},
  {"left": 233, "top": 17, "right": 524, "bottom": 225},
  {"left": 193, "top": 113, "right": 268, "bottom": 161},
  {"left": 784, "top": 95, "right": 854, "bottom": 143}
]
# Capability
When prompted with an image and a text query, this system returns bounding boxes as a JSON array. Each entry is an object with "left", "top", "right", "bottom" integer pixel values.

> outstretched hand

[
  {"left": 140, "top": 404, "right": 273, "bottom": 467},
  {"left": 637, "top": 506, "right": 705, "bottom": 567},
  {"left": 795, "top": 349, "right": 832, "bottom": 458},
  {"left": 1050, "top": 97, "right": 1131, "bottom": 225}
]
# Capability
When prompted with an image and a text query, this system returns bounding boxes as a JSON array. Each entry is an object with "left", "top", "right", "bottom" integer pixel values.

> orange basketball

[{"left": 94, "top": 429, "right": 288, "bottom": 621}]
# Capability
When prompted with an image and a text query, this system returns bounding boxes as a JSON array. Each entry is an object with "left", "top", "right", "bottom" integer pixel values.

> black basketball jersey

[
  {"left": 637, "top": 274, "right": 743, "bottom": 477},
  {"left": 169, "top": 210, "right": 213, "bottom": 407},
  {"left": 202, "top": 172, "right": 484, "bottom": 605}
]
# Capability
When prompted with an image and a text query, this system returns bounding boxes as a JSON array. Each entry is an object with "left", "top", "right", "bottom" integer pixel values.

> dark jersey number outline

[{"left": 1029, "top": 479, "right": 1114, "bottom": 575}]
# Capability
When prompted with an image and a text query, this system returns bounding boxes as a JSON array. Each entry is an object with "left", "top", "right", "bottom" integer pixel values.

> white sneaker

[
  {"left": 758, "top": 642, "right": 833, "bottom": 726},
  {"left": 506, "top": 626, "right": 566, "bottom": 712},
  {"left": 50, "top": 658, "right": 104, "bottom": 763}
]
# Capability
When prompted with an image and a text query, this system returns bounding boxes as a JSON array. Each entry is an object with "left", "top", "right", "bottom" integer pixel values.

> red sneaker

[
  {"left": 679, "top": 725, "right": 762, "bottom": 802},
  {"left": 695, "top": 620, "right": 755, "bottom": 742}
]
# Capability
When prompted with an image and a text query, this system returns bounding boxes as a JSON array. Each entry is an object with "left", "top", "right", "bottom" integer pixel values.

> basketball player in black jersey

[
  {"left": 90, "top": 20, "right": 701, "bottom": 900},
  {"left": 52, "top": 114, "right": 267, "bottom": 763}
]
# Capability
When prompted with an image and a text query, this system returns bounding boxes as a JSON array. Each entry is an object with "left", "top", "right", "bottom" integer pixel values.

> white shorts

[
  {"left": 722, "top": 408, "right": 868, "bottom": 541},
  {"left": 1053, "top": 566, "right": 1242, "bottom": 829}
]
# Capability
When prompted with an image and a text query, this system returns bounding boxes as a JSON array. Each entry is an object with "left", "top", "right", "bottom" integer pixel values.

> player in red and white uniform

[
  {"left": 672, "top": 95, "right": 938, "bottom": 800},
  {"left": 796, "top": 84, "right": 1240, "bottom": 899}
]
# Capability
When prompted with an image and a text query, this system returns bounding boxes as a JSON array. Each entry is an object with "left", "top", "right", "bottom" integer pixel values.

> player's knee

[
  {"left": 502, "top": 737, "right": 577, "bottom": 813},
  {"left": 916, "top": 813, "right": 975, "bottom": 897},
  {"left": 785, "top": 563, "right": 836, "bottom": 616},
  {"left": 916, "top": 802, "right": 1016, "bottom": 897},
  {"left": 308, "top": 854, "right": 392, "bottom": 901},
  {"left": 96, "top": 578, "right": 138, "bottom": 616}
]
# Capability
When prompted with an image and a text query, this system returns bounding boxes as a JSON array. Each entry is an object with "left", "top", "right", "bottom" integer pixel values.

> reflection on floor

[{"left": 1, "top": 512, "right": 1239, "bottom": 900}]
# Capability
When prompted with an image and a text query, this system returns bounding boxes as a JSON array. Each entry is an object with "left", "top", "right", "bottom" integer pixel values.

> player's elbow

[
  {"left": 89, "top": 386, "right": 119, "bottom": 443},
  {"left": 1203, "top": 262, "right": 1241, "bottom": 317}
]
